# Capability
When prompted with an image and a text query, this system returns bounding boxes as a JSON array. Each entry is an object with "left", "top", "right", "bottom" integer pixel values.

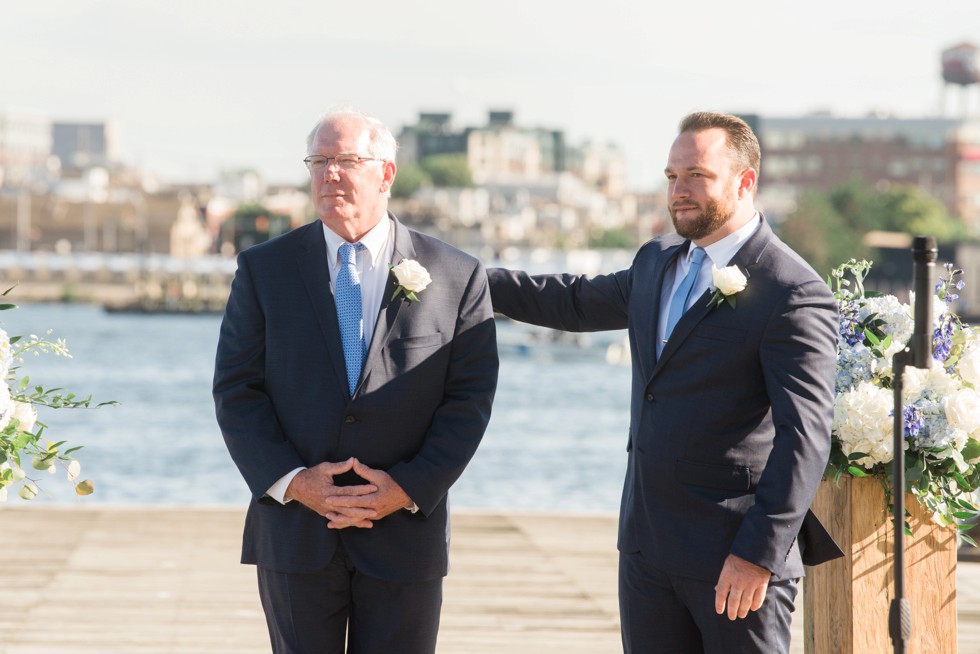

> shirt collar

[
  {"left": 690, "top": 213, "right": 761, "bottom": 268},
  {"left": 322, "top": 213, "right": 392, "bottom": 269}
]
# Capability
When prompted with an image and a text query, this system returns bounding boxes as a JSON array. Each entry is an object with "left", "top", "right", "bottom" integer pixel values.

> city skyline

[{"left": 4, "top": 1, "right": 980, "bottom": 190}]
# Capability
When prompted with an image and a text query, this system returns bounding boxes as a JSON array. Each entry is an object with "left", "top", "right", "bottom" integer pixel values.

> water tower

[{"left": 941, "top": 42, "right": 980, "bottom": 116}]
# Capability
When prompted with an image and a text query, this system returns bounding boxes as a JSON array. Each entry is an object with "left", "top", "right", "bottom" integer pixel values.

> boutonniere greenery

[
  {"left": 390, "top": 259, "right": 432, "bottom": 303},
  {"left": 708, "top": 264, "right": 748, "bottom": 309}
]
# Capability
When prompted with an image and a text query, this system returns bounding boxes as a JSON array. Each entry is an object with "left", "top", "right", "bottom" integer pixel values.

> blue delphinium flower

[
  {"left": 903, "top": 404, "right": 923, "bottom": 439},
  {"left": 838, "top": 300, "right": 862, "bottom": 348},
  {"left": 934, "top": 315, "right": 955, "bottom": 364}
]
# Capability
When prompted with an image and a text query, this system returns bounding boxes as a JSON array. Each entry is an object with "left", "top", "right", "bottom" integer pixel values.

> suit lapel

[
  {"left": 648, "top": 218, "right": 774, "bottom": 381},
  {"left": 296, "top": 221, "right": 350, "bottom": 394},
  {"left": 641, "top": 242, "right": 684, "bottom": 379},
  {"left": 651, "top": 287, "right": 713, "bottom": 376},
  {"left": 357, "top": 213, "right": 415, "bottom": 397}
]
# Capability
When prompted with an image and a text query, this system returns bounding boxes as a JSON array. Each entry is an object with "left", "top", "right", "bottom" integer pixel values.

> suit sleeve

[
  {"left": 729, "top": 279, "right": 838, "bottom": 573},
  {"left": 212, "top": 252, "right": 306, "bottom": 500},
  {"left": 387, "top": 261, "right": 499, "bottom": 516},
  {"left": 487, "top": 267, "right": 631, "bottom": 332}
]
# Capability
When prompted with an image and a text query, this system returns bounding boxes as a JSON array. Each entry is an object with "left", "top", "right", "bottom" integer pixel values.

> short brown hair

[{"left": 679, "top": 112, "right": 760, "bottom": 175}]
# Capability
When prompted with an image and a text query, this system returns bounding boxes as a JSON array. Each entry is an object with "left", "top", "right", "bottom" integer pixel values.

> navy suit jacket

[
  {"left": 488, "top": 218, "right": 840, "bottom": 582},
  {"left": 213, "top": 213, "right": 498, "bottom": 582}
]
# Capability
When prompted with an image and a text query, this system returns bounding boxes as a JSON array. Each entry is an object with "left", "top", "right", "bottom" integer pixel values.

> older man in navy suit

[
  {"left": 214, "top": 109, "right": 498, "bottom": 654},
  {"left": 488, "top": 112, "right": 840, "bottom": 653}
]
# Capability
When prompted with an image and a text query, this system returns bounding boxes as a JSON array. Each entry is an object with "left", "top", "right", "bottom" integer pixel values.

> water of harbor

[{"left": 2, "top": 302, "right": 631, "bottom": 513}]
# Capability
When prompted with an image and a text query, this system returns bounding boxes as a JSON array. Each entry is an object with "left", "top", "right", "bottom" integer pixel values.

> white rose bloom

[
  {"left": 959, "top": 345, "right": 980, "bottom": 388},
  {"left": 711, "top": 265, "right": 747, "bottom": 296},
  {"left": 833, "top": 381, "right": 896, "bottom": 467},
  {"left": 11, "top": 401, "right": 37, "bottom": 433},
  {"left": 391, "top": 260, "right": 432, "bottom": 293},
  {"left": 945, "top": 389, "right": 980, "bottom": 434}
]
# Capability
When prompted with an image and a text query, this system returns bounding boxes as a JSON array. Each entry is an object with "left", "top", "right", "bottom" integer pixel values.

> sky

[{"left": 3, "top": 0, "right": 980, "bottom": 191}]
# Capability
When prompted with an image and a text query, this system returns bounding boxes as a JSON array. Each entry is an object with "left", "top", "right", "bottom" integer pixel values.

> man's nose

[
  {"left": 669, "top": 180, "right": 688, "bottom": 198},
  {"left": 320, "top": 166, "right": 341, "bottom": 182}
]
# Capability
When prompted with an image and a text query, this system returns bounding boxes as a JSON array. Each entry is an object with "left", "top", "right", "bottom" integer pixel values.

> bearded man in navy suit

[
  {"left": 488, "top": 112, "right": 840, "bottom": 653},
  {"left": 214, "top": 109, "right": 498, "bottom": 654}
]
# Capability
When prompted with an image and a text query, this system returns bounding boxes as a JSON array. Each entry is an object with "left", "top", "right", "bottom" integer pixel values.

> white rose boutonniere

[
  {"left": 708, "top": 264, "right": 748, "bottom": 309},
  {"left": 390, "top": 259, "right": 432, "bottom": 303}
]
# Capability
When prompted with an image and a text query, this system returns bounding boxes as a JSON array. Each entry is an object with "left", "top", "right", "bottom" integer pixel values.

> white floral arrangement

[
  {"left": 828, "top": 259, "right": 980, "bottom": 541},
  {"left": 0, "top": 292, "right": 111, "bottom": 501},
  {"left": 390, "top": 259, "right": 431, "bottom": 303}
]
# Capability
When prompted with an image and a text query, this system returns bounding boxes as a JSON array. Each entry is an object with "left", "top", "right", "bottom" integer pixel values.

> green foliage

[
  {"left": 588, "top": 227, "right": 637, "bottom": 249},
  {"left": 0, "top": 290, "right": 115, "bottom": 502},
  {"left": 419, "top": 154, "right": 473, "bottom": 188},
  {"left": 391, "top": 164, "right": 430, "bottom": 198},
  {"left": 781, "top": 188, "right": 873, "bottom": 276},
  {"left": 779, "top": 180, "right": 965, "bottom": 277}
]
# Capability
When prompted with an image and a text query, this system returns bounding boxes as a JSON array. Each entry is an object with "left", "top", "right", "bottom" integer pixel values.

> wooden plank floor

[{"left": 0, "top": 506, "right": 977, "bottom": 653}]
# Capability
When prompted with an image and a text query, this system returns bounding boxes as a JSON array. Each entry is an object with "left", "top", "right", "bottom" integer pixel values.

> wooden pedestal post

[{"left": 803, "top": 476, "right": 957, "bottom": 654}]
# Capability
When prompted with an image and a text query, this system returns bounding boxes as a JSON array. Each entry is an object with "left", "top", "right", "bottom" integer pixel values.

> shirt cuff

[
  {"left": 266, "top": 467, "right": 307, "bottom": 504},
  {"left": 405, "top": 503, "right": 419, "bottom": 514}
]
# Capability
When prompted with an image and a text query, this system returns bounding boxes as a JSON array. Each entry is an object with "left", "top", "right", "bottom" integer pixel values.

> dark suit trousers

[
  {"left": 257, "top": 542, "right": 443, "bottom": 654},
  {"left": 619, "top": 550, "right": 798, "bottom": 654}
]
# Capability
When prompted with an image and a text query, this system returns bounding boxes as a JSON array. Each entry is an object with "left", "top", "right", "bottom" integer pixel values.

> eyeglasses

[{"left": 303, "top": 154, "right": 381, "bottom": 173}]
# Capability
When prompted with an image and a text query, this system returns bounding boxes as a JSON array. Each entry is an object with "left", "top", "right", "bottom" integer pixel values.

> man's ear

[
  {"left": 737, "top": 167, "right": 757, "bottom": 199},
  {"left": 381, "top": 160, "right": 397, "bottom": 194}
]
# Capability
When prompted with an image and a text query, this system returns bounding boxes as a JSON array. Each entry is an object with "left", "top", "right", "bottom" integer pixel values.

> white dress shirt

[
  {"left": 656, "top": 214, "right": 761, "bottom": 356},
  {"left": 266, "top": 214, "right": 395, "bottom": 504}
]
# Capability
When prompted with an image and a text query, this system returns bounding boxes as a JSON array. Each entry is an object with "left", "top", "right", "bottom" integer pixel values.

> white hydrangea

[
  {"left": 833, "top": 381, "right": 897, "bottom": 467},
  {"left": 903, "top": 365, "right": 961, "bottom": 403},
  {"left": 0, "top": 383, "right": 14, "bottom": 431},
  {"left": 908, "top": 290, "right": 949, "bottom": 332},
  {"left": 858, "top": 295, "right": 913, "bottom": 354}
]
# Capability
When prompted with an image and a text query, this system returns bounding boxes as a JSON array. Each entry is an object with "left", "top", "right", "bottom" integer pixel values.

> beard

[{"left": 669, "top": 192, "right": 737, "bottom": 241}]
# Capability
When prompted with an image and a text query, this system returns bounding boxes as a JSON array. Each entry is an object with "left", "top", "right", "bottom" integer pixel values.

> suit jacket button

[
  {"left": 345, "top": 415, "right": 356, "bottom": 424},
  {"left": 645, "top": 393, "right": 654, "bottom": 403}
]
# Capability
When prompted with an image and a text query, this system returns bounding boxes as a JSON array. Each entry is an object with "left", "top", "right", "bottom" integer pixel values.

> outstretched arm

[{"left": 487, "top": 267, "right": 631, "bottom": 332}]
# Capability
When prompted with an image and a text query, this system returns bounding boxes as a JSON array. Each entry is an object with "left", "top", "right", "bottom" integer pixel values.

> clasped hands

[{"left": 285, "top": 458, "right": 413, "bottom": 529}]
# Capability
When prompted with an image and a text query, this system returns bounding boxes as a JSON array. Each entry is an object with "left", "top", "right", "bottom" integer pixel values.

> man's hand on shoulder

[
  {"left": 285, "top": 458, "right": 378, "bottom": 528},
  {"left": 714, "top": 553, "right": 772, "bottom": 621}
]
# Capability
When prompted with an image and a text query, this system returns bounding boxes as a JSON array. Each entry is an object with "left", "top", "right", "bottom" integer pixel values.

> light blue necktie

[
  {"left": 335, "top": 242, "right": 367, "bottom": 396},
  {"left": 664, "top": 247, "right": 707, "bottom": 340}
]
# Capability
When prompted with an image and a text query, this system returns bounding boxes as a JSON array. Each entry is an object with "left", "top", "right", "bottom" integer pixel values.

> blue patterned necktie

[
  {"left": 335, "top": 242, "right": 367, "bottom": 396},
  {"left": 664, "top": 247, "right": 707, "bottom": 340}
]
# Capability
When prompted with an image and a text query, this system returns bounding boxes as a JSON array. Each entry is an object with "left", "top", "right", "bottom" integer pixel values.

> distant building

[
  {"left": 398, "top": 110, "right": 630, "bottom": 190},
  {"left": 394, "top": 110, "right": 636, "bottom": 249},
  {"left": 51, "top": 121, "right": 115, "bottom": 172},
  {"left": 741, "top": 113, "right": 980, "bottom": 231},
  {"left": 465, "top": 110, "right": 566, "bottom": 183},
  {"left": 0, "top": 111, "right": 51, "bottom": 187},
  {"left": 397, "top": 112, "right": 469, "bottom": 164}
]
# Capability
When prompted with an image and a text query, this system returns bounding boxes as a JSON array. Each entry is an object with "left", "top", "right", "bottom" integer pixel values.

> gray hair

[{"left": 305, "top": 108, "right": 398, "bottom": 161}]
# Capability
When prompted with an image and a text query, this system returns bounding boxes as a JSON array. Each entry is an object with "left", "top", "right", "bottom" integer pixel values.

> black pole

[{"left": 889, "top": 235, "right": 936, "bottom": 654}]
